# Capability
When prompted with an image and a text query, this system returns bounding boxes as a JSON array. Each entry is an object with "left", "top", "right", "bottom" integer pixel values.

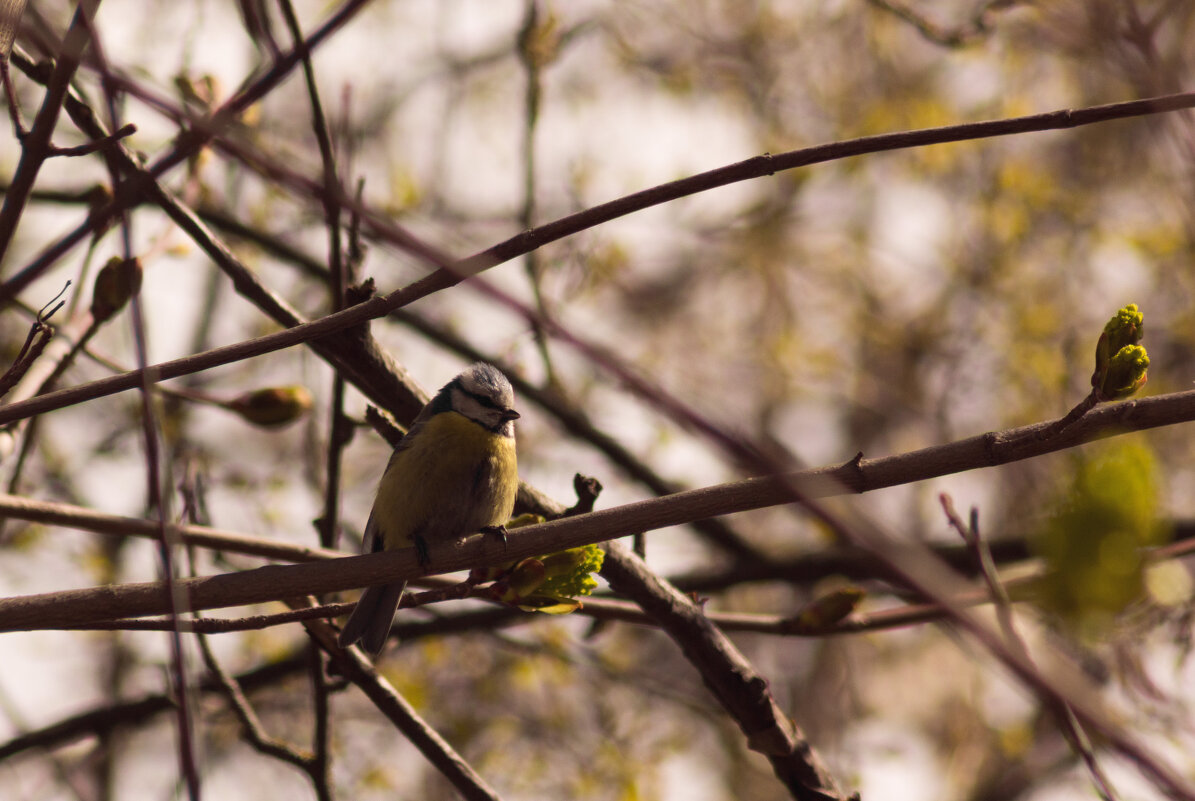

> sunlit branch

[
  {"left": 2, "top": 386, "right": 1195, "bottom": 631},
  {"left": 4, "top": 91, "right": 1194, "bottom": 428}
]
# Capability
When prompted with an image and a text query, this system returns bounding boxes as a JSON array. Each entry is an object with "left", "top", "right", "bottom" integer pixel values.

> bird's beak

[{"left": 502, "top": 409, "right": 521, "bottom": 422}]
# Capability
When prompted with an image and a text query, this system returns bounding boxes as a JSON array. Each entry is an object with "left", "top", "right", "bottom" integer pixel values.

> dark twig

[
  {"left": 602, "top": 541, "right": 846, "bottom": 801},
  {"left": 10, "top": 387, "right": 1195, "bottom": 631},
  {"left": 1035, "top": 390, "right": 1099, "bottom": 441},
  {"left": 0, "top": 0, "right": 374, "bottom": 304},
  {"left": 0, "top": 59, "right": 27, "bottom": 138},
  {"left": 3, "top": 92, "right": 1195, "bottom": 424},
  {"left": 939, "top": 496, "right": 1016, "bottom": 638},
  {"left": 0, "top": 0, "right": 99, "bottom": 265},
  {"left": 301, "top": 604, "right": 505, "bottom": 801},
  {"left": 59, "top": 603, "right": 357, "bottom": 633},
  {"left": 195, "top": 629, "right": 313, "bottom": 767},
  {"left": 129, "top": 285, "right": 202, "bottom": 801},
  {"left": 0, "top": 492, "right": 346, "bottom": 562},
  {"left": 516, "top": 0, "right": 557, "bottom": 387},
  {"left": 0, "top": 654, "right": 308, "bottom": 762},
  {"left": 42, "top": 121, "right": 135, "bottom": 157},
  {"left": 941, "top": 495, "right": 1121, "bottom": 801},
  {"left": 277, "top": 4, "right": 345, "bottom": 793},
  {"left": 0, "top": 283, "right": 67, "bottom": 398}
]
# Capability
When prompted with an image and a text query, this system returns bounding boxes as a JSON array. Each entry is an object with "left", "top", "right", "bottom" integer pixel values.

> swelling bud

[
  {"left": 90, "top": 257, "right": 142, "bottom": 323},
  {"left": 229, "top": 386, "right": 313, "bottom": 428}
]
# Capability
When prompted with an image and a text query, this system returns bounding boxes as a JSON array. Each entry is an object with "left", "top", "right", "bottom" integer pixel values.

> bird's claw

[
  {"left": 414, "top": 533, "right": 430, "bottom": 569},
  {"left": 480, "top": 525, "right": 509, "bottom": 548}
]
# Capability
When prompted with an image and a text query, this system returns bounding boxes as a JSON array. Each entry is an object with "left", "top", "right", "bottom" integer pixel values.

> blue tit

[{"left": 338, "top": 363, "right": 520, "bottom": 656}]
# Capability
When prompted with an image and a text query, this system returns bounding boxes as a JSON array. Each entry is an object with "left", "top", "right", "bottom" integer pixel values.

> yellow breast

[{"left": 371, "top": 411, "right": 518, "bottom": 551}]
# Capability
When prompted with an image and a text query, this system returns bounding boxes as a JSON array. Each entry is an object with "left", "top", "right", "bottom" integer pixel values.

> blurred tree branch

[{"left": 4, "top": 386, "right": 1195, "bottom": 631}]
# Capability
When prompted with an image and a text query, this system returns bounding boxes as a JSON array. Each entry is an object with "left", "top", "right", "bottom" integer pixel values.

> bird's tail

[{"left": 337, "top": 581, "right": 407, "bottom": 656}]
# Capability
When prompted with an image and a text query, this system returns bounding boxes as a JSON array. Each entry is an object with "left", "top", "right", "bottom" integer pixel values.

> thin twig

[
  {"left": 0, "top": 653, "right": 310, "bottom": 763},
  {"left": 0, "top": 0, "right": 99, "bottom": 264},
  {"left": 517, "top": 0, "right": 558, "bottom": 388},
  {"left": 276, "top": 4, "right": 345, "bottom": 794},
  {"left": 0, "top": 60, "right": 27, "bottom": 138},
  {"left": 10, "top": 387, "right": 1195, "bottom": 631},
  {"left": 0, "top": 492, "right": 346, "bottom": 562},
  {"left": 195, "top": 627, "right": 313, "bottom": 767},
  {"left": 1035, "top": 389, "right": 1099, "bottom": 441},
  {"left": 300, "top": 602, "right": 506, "bottom": 801},
  {"left": 130, "top": 282, "right": 202, "bottom": 801},
  {"left": 0, "top": 283, "right": 67, "bottom": 398},
  {"left": 42, "top": 121, "right": 135, "bottom": 157},
  {"left": 3, "top": 91, "right": 1195, "bottom": 424},
  {"left": 939, "top": 494, "right": 1122, "bottom": 801},
  {"left": 939, "top": 495, "right": 1017, "bottom": 639},
  {"left": 0, "top": 0, "right": 375, "bottom": 304}
]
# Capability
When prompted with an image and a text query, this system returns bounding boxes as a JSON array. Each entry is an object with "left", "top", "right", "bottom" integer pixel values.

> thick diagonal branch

[{"left": 601, "top": 542, "right": 845, "bottom": 800}]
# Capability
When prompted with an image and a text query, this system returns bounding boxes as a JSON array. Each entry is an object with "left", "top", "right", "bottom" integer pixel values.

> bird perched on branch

[{"left": 338, "top": 363, "right": 520, "bottom": 656}]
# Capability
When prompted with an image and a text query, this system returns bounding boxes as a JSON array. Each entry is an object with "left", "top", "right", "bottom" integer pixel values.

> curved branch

[
  {"left": 2, "top": 92, "right": 1194, "bottom": 425},
  {"left": 1, "top": 388, "right": 1194, "bottom": 630}
]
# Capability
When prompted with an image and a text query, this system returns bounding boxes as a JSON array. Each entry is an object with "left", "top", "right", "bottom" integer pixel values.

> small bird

[{"left": 338, "top": 363, "right": 520, "bottom": 656}]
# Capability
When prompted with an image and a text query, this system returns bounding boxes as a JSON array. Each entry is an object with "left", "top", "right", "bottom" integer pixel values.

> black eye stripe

[{"left": 460, "top": 387, "right": 504, "bottom": 410}]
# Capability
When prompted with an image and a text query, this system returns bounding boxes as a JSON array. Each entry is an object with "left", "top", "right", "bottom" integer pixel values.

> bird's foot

[
  {"left": 414, "top": 534, "right": 431, "bottom": 569},
  {"left": 480, "top": 524, "right": 509, "bottom": 548}
]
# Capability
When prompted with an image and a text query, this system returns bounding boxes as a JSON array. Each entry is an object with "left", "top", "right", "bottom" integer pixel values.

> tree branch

[
  {"left": 2, "top": 388, "right": 1195, "bottom": 631},
  {"left": 602, "top": 542, "right": 845, "bottom": 800},
  {"left": 301, "top": 606, "right": 504, "bottom": 801},
  {"left": 0, "top": 0, "right": 99, "bottom": 264},
  {"left": 3, "top": 91, "right": 1195, "bottom": 425}
]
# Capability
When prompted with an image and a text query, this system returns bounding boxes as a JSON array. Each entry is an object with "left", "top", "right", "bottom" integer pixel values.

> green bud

[
  {"left": 513, "top": 597, "right": 583, "bottom": 614},
  {"left": 1103, "top": 304, "right": 1144, "bottom": 352},
  {"left": 90, "top": 257, "right": 143, "bottom": 323},
  {"left": 229, "top": 386, "right": 313, "bottom": 428},
  {"left": 1091, "top": 304, "right": 1147, "bottom": 397},
  {"left": 1099, "top": 345, "right": 1149, "bottom": 400},
  {"left": 540, "top": 547, "right": 594, "bottom": 578},
  {"left": 497, "top": 557, "right": 548, "bottom": 602},
  {"left": 537, "top": 544, "right": 604, "bottom": 600},
  {"left": 790, "top": 587, "right": 865, "bottom": 634},
  {"left": 489, "top": 544, "right": 604, "bottom": 613}
]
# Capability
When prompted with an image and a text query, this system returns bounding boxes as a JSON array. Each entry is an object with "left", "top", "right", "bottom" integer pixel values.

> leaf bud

[
  {"left": 90, "top": 257, "right": 143, "bottom": 323},
  {"left": 229, "top": 386, "right": 313, "bottom": 428},
  {"left": 1098, "top": 345, "right": 1149, "bottom": 401}
]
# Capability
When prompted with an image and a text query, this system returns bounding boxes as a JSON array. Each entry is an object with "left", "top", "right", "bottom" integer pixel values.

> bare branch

[
  {"left": 301, "top": 605, "right": 505, "bottom": 801},
  {"left": 602, "top": 542, "right": 846, "bottom": 800},
  {"left": 5, "top": 387, "right": 1195, "bottom": 630},
  {"left": 0, "top": 654, "right": 308, "bottom": 762},
  {"left": 0, "top": 0, "right": 99, "bottom": 264},
  {"left": 1, "top": 91, "right": 1193, "bottom": 428}
]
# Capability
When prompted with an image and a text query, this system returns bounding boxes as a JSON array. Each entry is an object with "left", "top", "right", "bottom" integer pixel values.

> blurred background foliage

[{"left": 2, "top": 1, "right": 1195, "bottom": 800}]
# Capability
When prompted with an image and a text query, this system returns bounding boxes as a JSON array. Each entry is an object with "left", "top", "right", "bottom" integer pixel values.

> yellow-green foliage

[
  {"left": 538, "top": 544, "right": 605, "bottom": 600},
  {"left": 492, "top": 543, "right": 605, "bottom": 614},
  {"left": 1032, "top": 440, "right": 1169, "bottom": 629}
]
